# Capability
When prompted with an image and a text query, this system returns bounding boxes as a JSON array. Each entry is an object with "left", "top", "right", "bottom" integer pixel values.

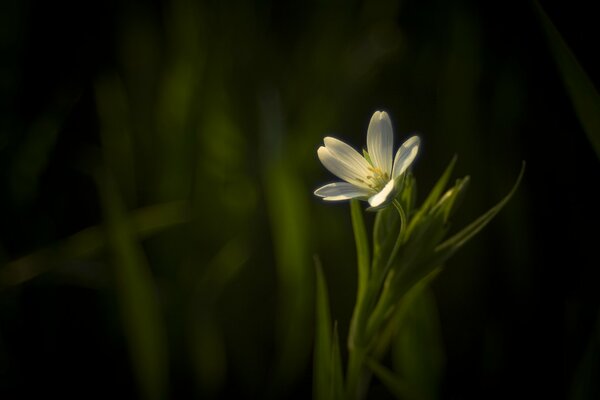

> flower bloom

[{"left": 314, "top": 111, "right": 420, "bottom": 209}]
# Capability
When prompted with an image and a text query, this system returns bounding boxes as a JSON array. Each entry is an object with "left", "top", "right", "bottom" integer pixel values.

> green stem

[
  {"left": 346, "top": 199, "right": 409, "bottom": 399},
  {"left": 346, "top": 346, "right": 373, "bottom": 400},
  {"left": 373, "top": 200, "right": 407, "bottom": 300},
  {"left": 362, "top": 200, "right": 408, "bottom": 348},
  {"left": 392, "top": 199, "right": 407, "bottom": 247}
]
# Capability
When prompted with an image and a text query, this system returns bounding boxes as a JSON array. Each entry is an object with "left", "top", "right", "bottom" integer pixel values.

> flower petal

[
  {"left": 324, "top": 137, "right": 371, "bottom": 178},
  {"left": 367, "top": 111, "right": 394, "bottom": 174},
  {"left": 367, "top": 179, "right": 397, "bottom": 208},
  {"left": 392, "top": 135, "right": 420, "bottom": 179},
  {"left": 314, "top": 182, "right": 373, "bottom": 201},
  {"left": 318, "top": 146, "right": 370, "bottom": 188}
]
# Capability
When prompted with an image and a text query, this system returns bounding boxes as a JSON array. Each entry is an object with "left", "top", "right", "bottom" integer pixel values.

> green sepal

[
  {"left": 313, "top": 258, "right": 346, "bottom": 400},
  {"left": 362, "top": 149, "right": 373, "bottom": 165}
]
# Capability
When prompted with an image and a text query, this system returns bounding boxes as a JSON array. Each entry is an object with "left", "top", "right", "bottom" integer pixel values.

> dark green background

[{"left": 1, "top": 0, "right": 598, "bottom": 398}]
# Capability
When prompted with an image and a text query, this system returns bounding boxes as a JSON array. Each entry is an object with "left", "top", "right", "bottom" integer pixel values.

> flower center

[{"left": 363, "top": 166, "right": 389, "bottom": 190}]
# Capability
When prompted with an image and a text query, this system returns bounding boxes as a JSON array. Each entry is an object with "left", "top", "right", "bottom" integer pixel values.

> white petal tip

[
  {"left": 378, "top": 110, "right": 390, "bottom": 120},
  {"left": 367, "top": 110, "right": 394, "bottom": 173},
  {"left": 322, "top": 136, "right": 334, "bottom": 146},
  {"left": 405, "top": 135, "right": 420, "bottom": 146},
  {"left": 392, "top": 135, "right": 421, "bottom": 179}
]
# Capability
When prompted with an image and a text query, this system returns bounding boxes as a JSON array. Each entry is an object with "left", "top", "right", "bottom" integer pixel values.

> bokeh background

[{"left": 1, "top": 0, "right": 599, "bottom": 398}]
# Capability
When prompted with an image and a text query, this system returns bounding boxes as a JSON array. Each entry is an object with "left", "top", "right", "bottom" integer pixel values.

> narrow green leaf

[
  {"left": 363, "top": 149, "right": 373, "bottom": 165},
  {"left": 314, "top": 257, "right": 334, "bottom": 400},
  {"left": 95, "top": 75, "right": 137, "bottom": 205},
  {"left": 369, "top": 262, "right": 443, "bottom": 346},
  {"left": 331, "top": 322, "right": 344, "bottom": 400},
  {"left": 435, "top": 162, "right": 525, "bottom": 256},
  {"left": 433, "top": 176, "right": 470, "bottom": 222},
  {"left": 393, "top": 286, "right": 445, "bottom": 400},
  {"left": 195, "top": 237, "right": 251, "bottom": 305},
  {"left": 351, "top": 199, "right": 370, "bottom": 304},
  {"left": 366, "top": 358, "right": 422, "bottom": 400},
  {"left": 370, "top": 269, "right": 440, "bottom": 360},
  {"left": 397, "top": 211, "right": 448, "bottom": 274},
  {"left": 535, "top": 1, "right": 600, "bottom": 158},
  {"left": 382, "top": 163, "right": 518, "bottom": 305},
  {"left": 421, "top": 155, "right": 458, "bottom": 213},
  {"left": 407, "top": 156, "right": 457, "bottom": 236},
  {"left": 189, "top": 238, "right": 249, "bottom": 397},
  {"left": 264, "top": 162, "right": 313, "bottom": 388},
  {"left": 97, "top": 170, "right": 168, "bottom": 400}
]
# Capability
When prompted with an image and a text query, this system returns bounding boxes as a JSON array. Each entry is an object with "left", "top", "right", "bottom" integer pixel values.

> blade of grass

[
  {"left": 97, "top": 170, "right": 168, "bottom": 400},
  {"left": 331, "top": 322, "right": 344, "bottom": 400},
  {"left": 314, "top": 256, "right": 334, "bottom": 400},
  {"left": 534, "top": 1, "right": 600, "bottom": 158},
  {"left": 0, "top": 201, "right": 189, "bottom": 287},
  {"left": 95, "top": 75, "right": 137, "bottom": 205},
  {"left": 433, "top": 176, "right": 470, "bottom": 223},
  {"left": 260, "top": 89, "right": 313, "bottom": 393},
  {"left": 435, "top": 162, "right": 525, "bottom": 255},
  {"left": 186, "top": 237, "right": 249, "bottom": 397},
  {"left": 422, "top": 155, "right": 458, "bottom": 212},
  {"left": 407, "top": 156, "right": 457, "bottom": 237},
  {"left": 264, "top": 160, "right": 313, "bottom": 391}
]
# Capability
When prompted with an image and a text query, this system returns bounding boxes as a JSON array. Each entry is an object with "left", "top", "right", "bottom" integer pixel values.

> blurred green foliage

[
  {"left": 535, "top": 1, "right": 600, "bottom": 159},
  {"left": 0, "top": 0, "right": 599, "bottom": 399}
]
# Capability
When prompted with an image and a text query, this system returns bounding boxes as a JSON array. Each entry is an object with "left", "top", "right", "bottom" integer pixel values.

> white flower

[{"left": 314, "top": 111, "right": 420, "bottom": 209}]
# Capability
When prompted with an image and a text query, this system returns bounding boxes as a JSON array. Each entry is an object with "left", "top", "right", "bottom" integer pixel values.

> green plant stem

[
  {"left": 346, "top": 346, "right": 373, "bottom": 400},
  {"left": 386, "top": 199, "right": 408, "bottom": 272},
  {"left": 346, "top": 199, "right": 409, "bottom": 400},
  {"left": 392, "top": 199, "right": 407, "bottom": 244}
]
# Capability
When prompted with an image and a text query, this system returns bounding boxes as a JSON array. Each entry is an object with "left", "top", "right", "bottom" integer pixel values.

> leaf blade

[
  {"left": 264, "top": 162, "right": 314, "bottom": 388},
  {"left": 97, "top": 171, "right": 169, "bottom": 400},
  {"left": 407, "top": 156, "right": 457, "bottom": 237},
  {"left": 435, "top": 162, "right": 525, "bottom": 256},
  {"left": 331, "top": 322, "right": 344, "bottom": 400},
  {"left": 313, "top": 257, "right": 334, "bottom": 400},
  {"left": 535, "top": 1, "right": 600, "bottom": 158}
]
